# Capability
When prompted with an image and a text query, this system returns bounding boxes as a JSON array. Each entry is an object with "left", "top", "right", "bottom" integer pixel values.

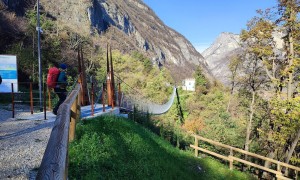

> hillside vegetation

[
  {"left": 69, "top": 115, "right": 253, "bottom": 180},
  {"left": 1, "top": 0, "right": 299, "bottom": 178},
  {"left": 150, "top": 3, "right": 300, "bottom": 177}
]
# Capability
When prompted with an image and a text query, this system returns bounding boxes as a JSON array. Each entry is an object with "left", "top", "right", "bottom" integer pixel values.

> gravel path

[{"left": 0, "top": 108, "right": 55, "bottom": 180}]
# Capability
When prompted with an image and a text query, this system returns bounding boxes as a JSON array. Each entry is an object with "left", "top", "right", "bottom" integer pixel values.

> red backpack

[{"left": 46, "top": 67, "right": 60, "bottom": 88}]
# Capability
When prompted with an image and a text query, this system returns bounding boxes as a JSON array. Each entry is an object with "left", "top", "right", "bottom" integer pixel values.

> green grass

[{"left": 69, "top": 116, "right": 254, "bottom": 180}]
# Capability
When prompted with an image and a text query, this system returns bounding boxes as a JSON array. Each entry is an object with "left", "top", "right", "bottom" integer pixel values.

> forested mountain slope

[{"left": 0, "top": 0, "right": 213, "bottom": 82}]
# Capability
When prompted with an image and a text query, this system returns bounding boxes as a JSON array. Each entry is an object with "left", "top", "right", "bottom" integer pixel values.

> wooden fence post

[
  {"left": 189, "top": 134, "right": 300, "bottom": 179},
  {"left": 277, "top": 164, "right": 281, "bottom": 174},
  {"left": 69, "top": 98, "right": 77, "bottom": 142},
  {"left": 194, "top": 136, "right": 198, "bottom": 157},
  {"left": 229, "top": 148, "right": 233, "bottom": 170}
]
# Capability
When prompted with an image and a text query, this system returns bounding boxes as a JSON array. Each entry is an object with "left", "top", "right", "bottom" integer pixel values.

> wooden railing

[
  {"left": 190, "top": 134, "right": 300, "bottom": 180},
  {"left": 36, "top": 84, "right": 81, "bottom": 180}
]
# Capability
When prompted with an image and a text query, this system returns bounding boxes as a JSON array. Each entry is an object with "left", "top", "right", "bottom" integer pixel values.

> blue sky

[{"left": 142, "top": 0, "right": 278, "bottom": 53}]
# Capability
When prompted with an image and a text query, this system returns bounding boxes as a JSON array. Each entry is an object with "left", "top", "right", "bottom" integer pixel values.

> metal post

[
  {"left": 176, "top": 88, "right": 184, "bottom": 124},
  {"left": 37, "top": 0, "right": 43, "bottom": 112},
  {"left": 11, "top": 83, "right": 15, "bottom": 118}
]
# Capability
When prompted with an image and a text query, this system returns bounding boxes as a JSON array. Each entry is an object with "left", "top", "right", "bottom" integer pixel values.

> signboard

[{"left": 0, "top": 55, "right": 18, "bottom": 93}]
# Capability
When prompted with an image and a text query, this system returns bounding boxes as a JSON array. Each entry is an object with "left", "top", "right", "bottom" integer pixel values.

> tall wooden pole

[
  {"left": 106, "top": 44, "right": 112, "bottom": 106},
  {"left": 118, "top": 82, "right": 121, "bottom": 107},
  {"left": 110, "top": 46, "right": 115, "bottom": 107},
  {"left": 78, "top": 44, "right": 89, "bottom": 106},
  {"left": 81, "top": 46, "right": 88, "bottom": 105},
  {"left": 106, "top": 43, "right": 110, "bottom": 73},
  {"left": 77, "top": 42, "right": 82, "bottom": 74},
  {"left": 77, "top": 45, "right": 83, "bottom": 104}
]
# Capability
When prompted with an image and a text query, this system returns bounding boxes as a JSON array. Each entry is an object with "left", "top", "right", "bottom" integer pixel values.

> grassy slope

[{"left": 69, "top": 116, "right": 253, "bottom": 180}]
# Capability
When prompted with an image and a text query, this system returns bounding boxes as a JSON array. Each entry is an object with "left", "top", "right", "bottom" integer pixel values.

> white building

[{"left": 182, "top": 78, "right": 195, "bottom": 91}]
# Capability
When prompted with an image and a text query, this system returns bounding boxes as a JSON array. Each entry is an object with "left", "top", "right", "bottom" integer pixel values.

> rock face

[
  {"left": 202, "top": 31, "right": 284, "bottom": 86},
  {"left": 1, "top": 0, "right": 213, "bottom": 82},
  {"left": 202, "top": 32, "right": 241, "bottom": 85},
  {"left": 40, "top": 0, "right": 214, "bottom": 82},
  {"left": 88, "top": 0, "right": 202, "bottom": 65},
  {"left": 1, "top": 0, "right": 25, "bottom": 15},
  {"left": 87, "top": 0, "right": 213, "bottom": 81}
]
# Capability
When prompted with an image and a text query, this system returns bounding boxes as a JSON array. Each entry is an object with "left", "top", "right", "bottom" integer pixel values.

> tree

[
  {"left": 272, "top": 0, "right": 300, "bottom": 167},
  {"left": 241, "top": 1, "right": 300, "bottom": 173},
  {"left": 277, "top": 0, "right": 300, "bottom": 100},
  {"left": 194, "top": 66, "right": 209, "bottom": 95},
  {"left": 240, "top": 17, "right": 274, "bottom": 155},
  {"left": 227, "top": 54, "right": 243, "bottom": 112}
]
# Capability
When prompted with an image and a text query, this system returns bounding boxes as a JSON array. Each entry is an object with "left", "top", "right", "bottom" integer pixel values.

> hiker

[{"left": 53, "top": 63, "right": 68, "bottom": 115}]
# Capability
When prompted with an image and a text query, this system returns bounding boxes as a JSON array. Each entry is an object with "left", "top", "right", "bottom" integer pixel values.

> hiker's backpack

[{"left": 46, "top": 67, "right": 60, "bottom": 88}]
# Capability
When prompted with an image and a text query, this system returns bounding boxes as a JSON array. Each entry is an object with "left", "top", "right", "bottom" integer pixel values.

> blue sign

[
  {"left": 0, "top": 55, "right": 18, "bottom": 93},
  {"left": 0, "top": 70, "right": 17, "bottom": 79}
]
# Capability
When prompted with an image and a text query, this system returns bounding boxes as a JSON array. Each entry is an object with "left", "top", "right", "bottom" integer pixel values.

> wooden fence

[
  {"left": 36, "top": 84, "right": 81, "bottom": 180},
  {"left": 190, "top": 134, "right": 300, "bottom": 180}
]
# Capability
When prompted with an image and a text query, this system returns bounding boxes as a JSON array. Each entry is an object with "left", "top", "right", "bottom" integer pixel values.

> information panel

[{"left": 0, "top": 55, "right": 18, "bottom": 93}]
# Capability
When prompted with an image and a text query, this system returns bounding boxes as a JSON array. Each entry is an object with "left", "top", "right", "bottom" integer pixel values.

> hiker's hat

[{"left": 60, "top": 63, "right": 67, "bottom": 70}]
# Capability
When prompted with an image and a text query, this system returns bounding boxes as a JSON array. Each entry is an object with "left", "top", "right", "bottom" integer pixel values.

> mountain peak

[
  {"left": 202, "top": 32, "right": 241, "bottom": 85},
  {"left": 202, "top": 32, "right": 240, "bottom": 57}
]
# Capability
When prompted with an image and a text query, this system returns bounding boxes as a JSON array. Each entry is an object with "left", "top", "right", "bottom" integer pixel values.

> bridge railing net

[{"left": 118, "top": 84, "right": 176, "bottom": 115}]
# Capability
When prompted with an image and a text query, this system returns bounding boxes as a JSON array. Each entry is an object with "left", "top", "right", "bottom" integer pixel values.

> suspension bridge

[
  {"left": 75, "top": 44, "right": 179, "bottom": 118},
  {"left": 2, "top": 44, "right": 180, "bottom": 122}
]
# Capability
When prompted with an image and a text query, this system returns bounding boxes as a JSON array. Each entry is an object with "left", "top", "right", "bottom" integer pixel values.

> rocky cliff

[
  {"left": 202, "top": 32, "right": 241, "bottom": 85},
  {"left": 91, "top": 0, "right": 214, "bottom": 82},
  {"left": 1, "top": 0, "right": 213, "bottom": 82},
  {"left": 88, "top": 0, "right": 213, "bottom": 81},
  {"left": 203, "top": 31, "right": 284, "bottom": 86}
]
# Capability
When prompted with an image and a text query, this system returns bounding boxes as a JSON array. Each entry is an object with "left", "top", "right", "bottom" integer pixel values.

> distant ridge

[{"left": 202, "top": 32, "right": 241, "bottom": 85}]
